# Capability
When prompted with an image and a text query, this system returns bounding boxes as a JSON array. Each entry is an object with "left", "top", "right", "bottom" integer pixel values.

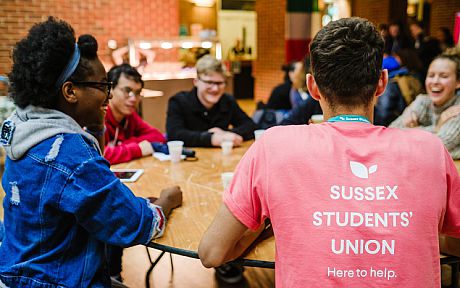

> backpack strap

[{"left": 393, "top": 75, "right": 423, "bottom": 105}]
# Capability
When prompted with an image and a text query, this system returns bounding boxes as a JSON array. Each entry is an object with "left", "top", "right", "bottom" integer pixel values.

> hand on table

[
  {"left": 152, "top": 186, "right": 183, "bottom": 217},
  {"left": 403, "top": 111, "right": 419, "bottom": 128},
  {"left": 211, "top": 131, "right": 243, "bottom": 147},
  {"left": 139, "top": 140, "right": 154, "bottom": 156},
  {"left": 436, "top": 105, "right": 460, "bottom": 132},
  {"left": 208, "top": 127, "right": 225, "bottom": 134}
]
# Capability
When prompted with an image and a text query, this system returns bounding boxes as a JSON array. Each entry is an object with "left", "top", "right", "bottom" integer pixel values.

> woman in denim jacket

[{"left": 0, "top": 17, "right": 182, "bottom": 288}]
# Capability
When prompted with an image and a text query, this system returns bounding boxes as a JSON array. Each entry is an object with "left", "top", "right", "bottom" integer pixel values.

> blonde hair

[
  {"left": 435, "top": 46, "right": 460, "bottom": 79},
  {"left": 195, "top": 55, "right": 226, "bottom": 77}
]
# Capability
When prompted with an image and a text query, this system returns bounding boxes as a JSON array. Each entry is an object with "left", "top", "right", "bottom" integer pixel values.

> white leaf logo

[
  {"left": 350, "top": 161, "right": 378, "bottom": 179},
  {"left": 350, "top": 161, "right": 368, "bottom": 179},
  {"left": 368, "top": 165, "right": 378, "bottom": 174}
]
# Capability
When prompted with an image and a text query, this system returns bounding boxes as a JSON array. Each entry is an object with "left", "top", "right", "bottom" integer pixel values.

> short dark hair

[
  {"left": 310, "top": 17, "right": 384, "bottom": 109},
  {"left": 410, "top": 20, "right": 423, "bottom": 29},
  {"left": 282, "top": 60, "right": 303, "bottom": 82},
  {"left": 107, "top": 64, "right": 144, "bottom": 89},
  {"left": 378, "top": 23, "right": 388, "bottom": 31},
  {"left": 303, "top": 56, "right": 311, "bottom": 74},
  {"left": 9, "top": 16, "right": 99, "bottom": 109},
  {"left": 438, "top": 27, "right": 454, "bottom": 46},
  {"left": 282, "top": 61, "right": 300, "bottom": 73}
]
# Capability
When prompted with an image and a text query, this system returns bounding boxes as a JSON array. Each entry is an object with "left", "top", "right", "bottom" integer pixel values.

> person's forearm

[
  {"left": 199, "top": 204, "right": 264, "bottom": 268},
  {"left": 103, "top": 143, "right": 141, "bottom": 165},
  {"left": 231, "top": 122, "right": 257, "bottom": 141},
  {"left": 231, "top": 105, "right": 257, "bottom": 140},
  {"left": 222, "top": 224, "right": 265, "bottom": 263},
  {"left": 388, "top": 114, "right": 405, "bottom": 128},
  {"left": 154, "top": 197, "right": 173, "bottom": 217}
]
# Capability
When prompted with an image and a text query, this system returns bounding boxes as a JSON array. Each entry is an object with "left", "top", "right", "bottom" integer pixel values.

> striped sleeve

[
  {"left": 436, "top": 115, "right": 460, "bottom": 159},
  {"left": 144, "top": 200, "right": 167, "bottom": 242}
]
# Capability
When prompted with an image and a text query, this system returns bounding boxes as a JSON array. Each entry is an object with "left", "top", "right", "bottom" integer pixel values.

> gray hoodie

[{"left": 1, "top": 105, "right": 101, "bottom": 160}]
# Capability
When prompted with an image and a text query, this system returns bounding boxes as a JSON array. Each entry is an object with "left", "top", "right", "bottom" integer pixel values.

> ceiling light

[
  {"left": 107, "top": 39, "right": 117, "bottom": 49},
  {"left": 139, "top": 42, "right": 152, "bottom": 49},
  {"left": 181, "top": 42, "right": 194, "bottom": 49},
  {"left": 201, "top": 41, "right": 213, "bottom": 49},
  {"left": 160, "top": 42, "right": 173, "bottom": 49},
  {"left": 191, "top": 0, "right": 214, "bottom": 7}
]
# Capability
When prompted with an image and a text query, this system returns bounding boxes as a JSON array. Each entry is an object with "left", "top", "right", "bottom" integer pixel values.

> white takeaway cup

[
  {"left": 311, "top": 114, "right": 324, "bottom": 124},
  {"left": 254, "top": 129, "right": 266, "bottom": 140},
  {"left": 167, "top": 141, "right": 184, "bottom": 163},
  {"left": 221, "top": 172, "right": 234, "bottom": 190},
  {"left": 221, "top": 140, "right": 233, "bottom": 155}
]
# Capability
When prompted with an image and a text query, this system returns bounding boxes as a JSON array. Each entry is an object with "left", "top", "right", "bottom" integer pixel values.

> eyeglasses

[
  {"left": 72, "top": 81, "right": 113, "bottom": 97},
  {"left": 117, "top": 86, "right": 142, "bottom": 98},
  {"left": 198, "top": 77, "right": 226, "bottom": 88}
]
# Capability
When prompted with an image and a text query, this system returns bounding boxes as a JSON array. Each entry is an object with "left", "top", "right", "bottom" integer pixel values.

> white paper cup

[
  {"left": 221, "top": 172, "right": 234, "bottom": 190},
  {"left": 254, "top": 129, "right": 265, "bottom": 140},
  {"left": 167, "top": 141, "right": 184, "bottom": 163},
  {"left": 221, "top": 140, "right": 233, "bottom": 155},
  {"left": 311, "top": 114, "right": 324, "bottom": 124}
]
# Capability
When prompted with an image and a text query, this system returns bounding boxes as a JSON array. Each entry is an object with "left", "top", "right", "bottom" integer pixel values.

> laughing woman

[
  {"left": 390, "top": 47, "right": 460, "bottom": 159},
  {"left": 0, "top": 17, "right": 182, "bottom": 288}
]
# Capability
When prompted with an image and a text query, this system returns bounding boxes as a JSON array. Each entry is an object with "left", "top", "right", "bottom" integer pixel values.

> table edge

[{"left": 146, "top": 242, "right": 275, "bottom": 269}]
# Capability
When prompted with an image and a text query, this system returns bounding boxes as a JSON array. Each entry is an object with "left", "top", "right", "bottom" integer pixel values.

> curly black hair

[
  {"left": 310, "top": 17, "right": 384, "bottom": 110},
  {"left": 9, "top": 16, "right": 99, "bottom": 109}
]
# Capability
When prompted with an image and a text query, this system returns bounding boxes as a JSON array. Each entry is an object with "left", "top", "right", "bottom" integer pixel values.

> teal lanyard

[{"left": 327, "top": 114, "right": 371, "bottom": 124}]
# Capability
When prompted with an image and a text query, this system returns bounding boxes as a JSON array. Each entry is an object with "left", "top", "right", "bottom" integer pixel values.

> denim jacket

[{"left": 0, "top": 106, "right": 165, "bottom": 288}]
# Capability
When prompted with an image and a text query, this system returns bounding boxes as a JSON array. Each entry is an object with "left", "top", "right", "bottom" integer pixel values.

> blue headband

[{"left": 55, "top": 43, "right": 80, "bottom": 92}]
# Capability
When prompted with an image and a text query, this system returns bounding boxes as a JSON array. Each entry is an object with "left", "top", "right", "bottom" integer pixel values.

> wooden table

[{"left": 114, "top": 141, "right": 275, "bottom": 268}]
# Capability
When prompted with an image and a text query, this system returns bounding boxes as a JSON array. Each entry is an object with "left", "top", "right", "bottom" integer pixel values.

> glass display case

[
  {"left": 125, "top": 38, "right": 231, "bottom": 133},
  {"left": 127, "top": 37, "right": 222, "bottom": 80}
]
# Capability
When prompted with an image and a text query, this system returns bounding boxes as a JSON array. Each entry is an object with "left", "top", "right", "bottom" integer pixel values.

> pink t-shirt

[{"left": 224, "top": 122, "right": 460, "bottom": 288}]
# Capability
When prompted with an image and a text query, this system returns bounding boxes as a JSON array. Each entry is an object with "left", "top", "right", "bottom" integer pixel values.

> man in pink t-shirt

[{"left": 199, "top": 17, "right": 460, "bottom": 287}]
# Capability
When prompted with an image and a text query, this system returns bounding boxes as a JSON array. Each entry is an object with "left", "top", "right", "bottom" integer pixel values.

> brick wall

[
  {"left": 351, "top": 0, "right": 390, "bottom": 27},
  {"left": 352, "top": 0, "right": 460, "bottom": 39},
  {"left": 430, "top": 0, "right": 460, "bottom": 40},
  {"left": 254, "top": 0, "right": 286, "bottom": 102},
  {"left": 0, "top": 0, "right": 179, "bottom": 75}
]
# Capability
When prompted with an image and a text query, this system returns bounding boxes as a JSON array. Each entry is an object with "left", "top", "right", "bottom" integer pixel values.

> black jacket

[
  {"left": 280, "top": 96, "right": 322, "bottom": 125},
  {"left": 166, "top": 88, "right": 257, "bottom": 147},
  {"left": 266, "top": 81, "right": 292, "bottom": 110}
]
